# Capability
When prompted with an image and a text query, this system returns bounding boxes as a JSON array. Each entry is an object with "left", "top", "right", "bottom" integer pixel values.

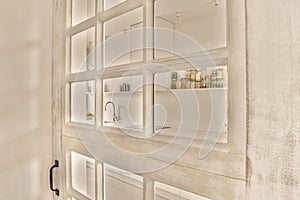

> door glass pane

[
  {"left": 71, "top": 81, "right": 95, "bottom": 124},
  {"left": 104, "top": 0, "right": 127, "bottom": 11},
  {"left": 103, "top": 7, "right": 143, "bottom": 67},
  {"left": 103, "top": 75, "right": 143, "bottom": 132},
  {"left": 71, "top": 151, "right": 96, "bottom": 200},
  {"left": 155, "top": 0, "right": 227, "bottom": 59},
  {"left": 105, "top": 164, "right": 143, "bottom": 200},
  {"left": 71, "top": 27, "right": 95, "bottom": 73},
  {"left": 72, "top": 0, "right": 95, "bottom": 26},
  {"left": 155, "top": 182, "right": 211, "bottom": 200},
  {"left": 154, "top": 66, "right": 228, "bottom": 135}
]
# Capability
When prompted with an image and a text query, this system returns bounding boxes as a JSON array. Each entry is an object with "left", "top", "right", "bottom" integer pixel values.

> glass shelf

[
  {"left": 155, "top": 88, "right": 228, "bottom": 92},
  {"left": 103, "top": 91, "right": 142, "bottom": 94}
]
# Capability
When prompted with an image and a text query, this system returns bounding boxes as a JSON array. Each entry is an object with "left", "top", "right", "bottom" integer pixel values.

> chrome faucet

[{"left": 104, "top": 101, "right": 118, "bottom": 122}]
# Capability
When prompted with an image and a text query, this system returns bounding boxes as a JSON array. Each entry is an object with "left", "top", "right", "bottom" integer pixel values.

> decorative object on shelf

[
  {"left": 185, "top": 70, "right": 191, "bottom": 81},
  {"left": 171, "top": 72, "right": 177, "bottom": 89},
  {"left": 171, "top": 71, "right": 178, "bottom": 80},
  {"left": 196, "top": 81, "right": 201, "bottom": 88},
  {"left": 168, "top": 67, "right": 226, "bottom": 90},
  {"left": 176, "top": 80, "right": 182, "bottom": 89},
  {"left": 181, "top": 78, "right": 186, "bottom": 89},
  {"left": 196, "top": 70, "right": 201, "bottom": 82},
  {"left": 86, "top": 41, "right": 95, "bottom": 71},
  {"left": 86, "top": 112, "right": 95, "bottom": 120},
  {"left": 211, "top": 70, "right": 218, "bottom": 88},
  {"left": 190, "top": 69, "right": 196, "bottom": 81},
  {"left": 191, "top": 80, "right": 196, "bottom": 89},
  {"left": 217, "top": 68, "right": 224, "bottom": 88},
  {"left": 186, "top": 80, "right": 191, "bottom": 89},
  {"left": 205, "top": 69, "right": 211, "bottom": 88},
  {"left": 120, "top": 83, "right": 131, "bottom": 92},
  {"left": 85, "top": 82, "right": 95, "bottom": 121}
]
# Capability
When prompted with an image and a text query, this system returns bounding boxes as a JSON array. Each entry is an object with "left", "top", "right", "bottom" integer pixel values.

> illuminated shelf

[
  {"left": 155, "top": 88, "right": 228, "bottom": 92},
  {"left": 103, "top": 91, "right": 143, "bottom": 94}
]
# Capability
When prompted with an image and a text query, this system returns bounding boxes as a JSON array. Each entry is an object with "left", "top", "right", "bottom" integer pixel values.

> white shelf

[
  {"left": 103, "top": 88, "right": 227, "bottom": 94},
  {"left": 103, "top": 91, "right": 142, "bottom": 94},
  {"left": 155, "top": 88, "right": 227, "bottom": 92}
]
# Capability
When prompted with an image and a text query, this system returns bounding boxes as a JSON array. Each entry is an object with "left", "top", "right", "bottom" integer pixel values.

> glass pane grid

[
  {"left": 102, "top": 75, "right": 143, "bottom": 131},
  {"left": 104, "top": 164, "right": 143, "bottom": 200},
  {"left": 71, "top": 0, "right": 96, "bottom": 26},
  {"left": 155, "top": 182, "right": 211, "bottom": 200},
  {"left": 104, "top": 0, "right": 127, "bottom": 11},
  {"left": 71, "top": 151, "right": 96, "bottom": 200},
  {"left": 103, "top": 7, "right": 143, "bottom": 68},
  {"left": 64, "top": 1, "right": 229, "bottom": 199},
  {"left": 154, "top": 0, "right": 227, "bottom": 59},
  {"left": 71, "top": 80, "right": 96, "bottom": 125},
  {"left": 71, "top": 27, "right": 96, "bottom": 74}
]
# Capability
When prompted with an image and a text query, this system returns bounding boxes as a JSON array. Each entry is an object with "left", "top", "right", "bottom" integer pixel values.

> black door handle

[{"left": 50, "top": 160, "right": 59, "bottom": 196}]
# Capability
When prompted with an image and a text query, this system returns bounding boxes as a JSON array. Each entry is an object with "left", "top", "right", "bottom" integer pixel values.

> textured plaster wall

[{"left": 246, "top": 0, "right": 300, "bottom": 199}]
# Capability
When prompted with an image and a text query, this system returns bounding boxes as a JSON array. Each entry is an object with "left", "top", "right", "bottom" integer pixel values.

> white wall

[
  {"left": 175, "top": 8, "right": 227, "bottom": 50},
  {"left": 155, "top": 0, "right": 227, "bottom": 51},
  {"left": 0, "top": 0, "right": 53, "bottom": 199},
  {"left": 246, "top": 0, "right": 300, "bottom": 199}
]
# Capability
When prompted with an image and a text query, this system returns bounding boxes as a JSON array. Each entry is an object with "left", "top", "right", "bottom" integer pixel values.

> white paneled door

[{"left": 51, "top": 0, "right": 245, "bottom": 200}]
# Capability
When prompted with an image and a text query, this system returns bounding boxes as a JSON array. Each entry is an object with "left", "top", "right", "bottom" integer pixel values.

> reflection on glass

[
  {"left": 71, "top": 28, "right": 95, "bottom": 73},
  {"left": 71, "top": 151, "right": 96, "bottom": 200},
  {"left": 72, "top": 0, "right": 95, "bottom": 26},
  {"left": 155, "top": 0, "right": 227, "bottom": 58},
  {"left": 71, "top": 81, "right": 95, "bottom": 124},
  {"left": 104, "top": 0, "right": 127, "bottom": 11},
  {"left": 102, "top": 75, "right": 143, "bottom": 131},
  {"left": 103, "top": 7, "right": 143, "bottom": 67}
]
